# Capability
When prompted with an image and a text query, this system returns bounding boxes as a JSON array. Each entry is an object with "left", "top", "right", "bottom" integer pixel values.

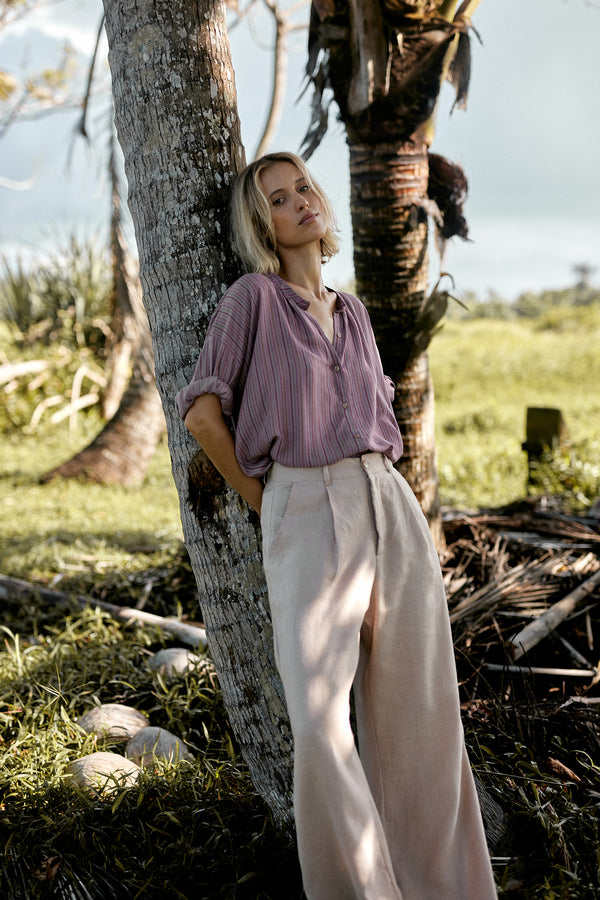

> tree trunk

[
  {"left": 102, "top": 0, "right": 294, "bottom": 825},
  {"left": 42, "top": 123, "right": 166, "bottom": 487},
  {"left": 102, "top": 129, "right": 150, "bottom": 422},
  {"left": 42, "top": 368, "right": 165, "bottom": 486},
  {"left": 349, "top": 140, "right": 443, "bottom": 547}
]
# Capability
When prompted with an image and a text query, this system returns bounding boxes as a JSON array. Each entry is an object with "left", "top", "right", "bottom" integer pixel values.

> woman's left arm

[{"left": 184, "top": 393, "right": 264, "bottom": 516}]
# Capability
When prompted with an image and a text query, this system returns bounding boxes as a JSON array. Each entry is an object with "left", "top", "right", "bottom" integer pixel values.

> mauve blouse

[{"left": 175, "top": 272, "right": 403, "bottom": 477}]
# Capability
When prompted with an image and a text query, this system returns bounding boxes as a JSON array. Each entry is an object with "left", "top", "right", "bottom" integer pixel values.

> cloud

[
  {"left": 442, "top": 215, "right": 600, "bottom": 299},
  {"left": 6, "top": 0, "right": 103, "bottom": 56}
]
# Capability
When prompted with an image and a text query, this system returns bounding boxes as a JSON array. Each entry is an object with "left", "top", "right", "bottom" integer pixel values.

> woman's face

[{"left": 259, "top": 161, "right": 326, "bottom": 253}]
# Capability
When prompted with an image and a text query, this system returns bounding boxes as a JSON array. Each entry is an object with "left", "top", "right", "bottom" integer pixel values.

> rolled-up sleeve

[
  {"left": 175, "top": 281, "right": 257, "bottom": 421},
  {"left": 176, "top": 373, "right": 233, "bottom": 420}
]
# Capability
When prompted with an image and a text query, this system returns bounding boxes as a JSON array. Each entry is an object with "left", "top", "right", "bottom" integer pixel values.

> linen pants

[{"left": 260, "top": 453, "right": 497, "bottom": 900}]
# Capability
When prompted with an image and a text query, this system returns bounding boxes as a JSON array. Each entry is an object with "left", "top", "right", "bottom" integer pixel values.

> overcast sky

[{"left": 1, "top": 0, "right": 598, "bottom": 299}]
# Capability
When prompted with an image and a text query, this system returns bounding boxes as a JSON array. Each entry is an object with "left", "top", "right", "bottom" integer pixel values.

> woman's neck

[{"left": 277, "top": 246, "right": 327, "bottom": 300}]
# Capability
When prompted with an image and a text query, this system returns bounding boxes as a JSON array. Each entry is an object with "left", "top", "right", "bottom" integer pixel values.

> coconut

[
  {"left": 65, "top": 752, "right": 140, "bottom": 792},
  {"left": 77, "top": 704, "right": 149, "bottom": 741},
  {"left": 125, "top": 726, "right": 194, "bottom": 768},
  {"left": 148, "top": 647, "right": 203, "bottom": 677}
]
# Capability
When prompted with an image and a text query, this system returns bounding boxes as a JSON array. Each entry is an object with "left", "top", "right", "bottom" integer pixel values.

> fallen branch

[
  {"left": 0, "top": 573, "right": 207, "bottom": 649},
  {"left": 49, "top": 391, "right": 100, "bottom": 425},
  {"left": 559, "top": 696, "right": 600, "bottom": 709},
  {"left": 485, "top": 663, "right": 597, "bottom": 678},
  {"left": 449, "top": 552, "right": 572, "bottom": 625},
  {"left": 510, "top": 569, "right": 600, "bottom": 660}
]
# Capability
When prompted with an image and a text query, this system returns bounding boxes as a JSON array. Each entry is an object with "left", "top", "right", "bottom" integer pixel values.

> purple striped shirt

[{"left": 176, "top": 273, "right": 403, "bottom": 476}]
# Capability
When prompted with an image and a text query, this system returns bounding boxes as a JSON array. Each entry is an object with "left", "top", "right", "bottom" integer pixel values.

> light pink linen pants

[{"left": 260, "top": 453, "right": 497, "bottom": 900}]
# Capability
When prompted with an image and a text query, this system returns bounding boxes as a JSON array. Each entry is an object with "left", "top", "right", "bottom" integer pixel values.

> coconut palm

[{"left": 303, "top": 0, "right": 481, "bottom": 545}]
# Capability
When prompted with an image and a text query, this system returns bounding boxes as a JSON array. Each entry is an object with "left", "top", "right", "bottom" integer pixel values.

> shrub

[
  {"left": 0, "top": 237, "right": 112, "bottom": 353},
  {"left": 528, "top": 442, "right": 600, "bottom": 511}
]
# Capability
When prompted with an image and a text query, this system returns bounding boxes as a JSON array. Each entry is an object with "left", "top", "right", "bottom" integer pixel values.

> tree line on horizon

[{"left": 2, "top": 241, "right": 598, "bottom": 335}]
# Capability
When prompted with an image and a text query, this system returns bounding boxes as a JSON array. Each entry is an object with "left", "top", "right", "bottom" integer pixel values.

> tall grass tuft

[{"left": 0, "top": 237, "right": 112, "bottom": 351}]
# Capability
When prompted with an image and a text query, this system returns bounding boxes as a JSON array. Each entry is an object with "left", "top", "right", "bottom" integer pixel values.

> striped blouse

[{"left": 176, "top": 272, "right": 403, "bottom": 477}]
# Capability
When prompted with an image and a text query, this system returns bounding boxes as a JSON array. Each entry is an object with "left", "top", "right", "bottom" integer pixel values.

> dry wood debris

[{"left": 443, "top": 495, "right": 600, "bottom": 702}]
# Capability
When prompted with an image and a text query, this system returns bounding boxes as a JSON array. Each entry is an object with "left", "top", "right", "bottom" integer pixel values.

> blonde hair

[{"left": 229, "top": 151, "right": 340, "bottom": 274}]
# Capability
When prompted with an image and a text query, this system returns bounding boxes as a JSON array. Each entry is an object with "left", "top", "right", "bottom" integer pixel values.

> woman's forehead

[{"left": 260, "top": 161, "right": 305, "bottom": 195}]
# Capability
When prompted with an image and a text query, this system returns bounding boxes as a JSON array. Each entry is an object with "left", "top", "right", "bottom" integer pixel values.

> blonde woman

[{"left": 176, "top": 152, "right": 497, "bottom": 900}]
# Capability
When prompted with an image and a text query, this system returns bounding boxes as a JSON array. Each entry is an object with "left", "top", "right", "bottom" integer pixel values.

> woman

[{"left": 176, "top": 152, "right": 497, "bottom": 900}]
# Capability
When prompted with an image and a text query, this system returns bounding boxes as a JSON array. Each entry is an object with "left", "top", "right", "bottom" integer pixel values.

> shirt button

[
  {"left": 334, "top": 365, "right": 340, "bottom": 371},
  {"left": 342, "top": 402, "right": 348, "bottom": 408},
  {"left": 336, "top": 333, "right": 341, "bottom": 338}
]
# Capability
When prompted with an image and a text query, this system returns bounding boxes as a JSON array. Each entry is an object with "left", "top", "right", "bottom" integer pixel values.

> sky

[{"left": 0, "top": 0, "right": 599, "bottom": 300}]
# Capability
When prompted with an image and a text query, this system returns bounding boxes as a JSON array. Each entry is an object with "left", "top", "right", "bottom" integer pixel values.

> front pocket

[{"left": 262, "top": 481, "right": 296, "bottom": 560}]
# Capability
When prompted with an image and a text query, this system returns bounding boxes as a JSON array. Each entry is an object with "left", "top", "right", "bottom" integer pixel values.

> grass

[
  {"left": 430, "top": 306, "right": 600, "bottom": 508},
  {"left": 0, "top": 425, "right": 182, "bottom": 582},
  {"left": 1, "top": 303, "right": 600, "bottom": 897},
  {"left": 0, "top": 606, "right": 301, "bottom": 899}
]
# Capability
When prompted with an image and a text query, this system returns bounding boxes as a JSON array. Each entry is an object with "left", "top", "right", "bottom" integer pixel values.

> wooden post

[{"left": 522, "top": 407, "right": 569, "bottom": 488}]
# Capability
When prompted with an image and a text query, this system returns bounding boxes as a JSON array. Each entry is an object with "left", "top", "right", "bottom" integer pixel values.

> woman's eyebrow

[{"left": 267, "top": 178, "right": 306, "bottom": 200}]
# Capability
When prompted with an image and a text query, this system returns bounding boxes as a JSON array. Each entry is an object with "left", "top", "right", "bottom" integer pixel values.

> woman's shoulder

[
  {"left": 225, "top": 272, "right": 278, "bottom": 299},
  {"left": 214, "top": 272, "right": 275, "bottom": 317}
]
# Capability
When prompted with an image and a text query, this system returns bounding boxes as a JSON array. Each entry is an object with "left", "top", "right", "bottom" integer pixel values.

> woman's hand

[{"left": 184, "top": 394, "right": 264, "bottom": 515}]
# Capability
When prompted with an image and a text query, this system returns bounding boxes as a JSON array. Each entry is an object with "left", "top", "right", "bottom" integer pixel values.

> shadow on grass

[
  {"left": 0, "top": 603, "right": 303, "bottom": 899},
  {"left": 0, "top": 535, "right": 199, "bottom": 620},
  {"left": 0, "top": 771, "right": 304, "bottom": 900}
]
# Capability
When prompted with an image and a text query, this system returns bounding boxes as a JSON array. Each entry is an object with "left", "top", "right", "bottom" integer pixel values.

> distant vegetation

[
  {"left": 0, "top": 238, "right": 112, "bottom": 347},
  {"left": 0, "top": 239, "right": 113, "bottom": 434},
  {"left": 447, "top": 277, "right": 600, "bottom": 322}
]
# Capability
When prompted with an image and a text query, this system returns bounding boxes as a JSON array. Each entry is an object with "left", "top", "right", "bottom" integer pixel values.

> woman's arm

[{"left": 183, "top": 393, "right": 264, "bottom": 515}]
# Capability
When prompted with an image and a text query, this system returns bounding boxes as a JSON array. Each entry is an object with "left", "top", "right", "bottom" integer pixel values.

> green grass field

[
  {"left": 430, "top": 306, "right": 600, "bottom": 508},
  {"left": 2, "top": 304, "right": 599, "bottom": 580},
  {"left": 1, "top": 304, "right": 600, "bottom": 897}
]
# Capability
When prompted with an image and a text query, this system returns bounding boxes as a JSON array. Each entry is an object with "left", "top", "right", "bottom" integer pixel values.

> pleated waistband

[{"left": 266, "top": 452, "right": 393, "bottom": 484}]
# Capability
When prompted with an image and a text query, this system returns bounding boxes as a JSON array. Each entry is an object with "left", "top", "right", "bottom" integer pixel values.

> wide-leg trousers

[{"left": 260, "top": 452, "right": 497, "bottom": 900}]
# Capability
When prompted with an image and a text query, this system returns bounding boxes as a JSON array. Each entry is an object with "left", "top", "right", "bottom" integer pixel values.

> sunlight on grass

[
  {"left": 430, "top": 313, "right": 600, "bottom": 508},
  {"left": 0, "top": 426, "right": 183, "bottom": 580}
]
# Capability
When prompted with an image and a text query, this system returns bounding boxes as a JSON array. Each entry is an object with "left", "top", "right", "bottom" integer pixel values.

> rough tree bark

[
  {"left": 305, "top": 0, "right": 481, "bottom": 546},
  {"left": 349, "top": 139, "right": 442, "bottom": 545},
  {"left": 102, "top": 0, "right": 294, "bottom": 825}
]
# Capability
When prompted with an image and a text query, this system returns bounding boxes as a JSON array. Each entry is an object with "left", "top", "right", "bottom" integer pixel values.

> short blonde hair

[{"left": 230, "top": 151, "right": 340, "bottom": 274}]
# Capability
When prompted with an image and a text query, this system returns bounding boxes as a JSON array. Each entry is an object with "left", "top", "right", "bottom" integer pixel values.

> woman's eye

[
  {"left": 273, "top": 197, "right": 284, "bottom": 206},
  {"left": 298, "top": 184, "right": 309, "bottom": 193}
]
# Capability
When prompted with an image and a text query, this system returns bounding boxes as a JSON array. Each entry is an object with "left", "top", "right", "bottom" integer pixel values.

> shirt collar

[{"left": 267, "top": 273, "right": 347, "bottom": 312}]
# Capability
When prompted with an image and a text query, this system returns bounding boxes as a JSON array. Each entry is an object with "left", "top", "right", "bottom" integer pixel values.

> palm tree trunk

[
  {"left": 101, "top": 128, "right": 149, "bottom": 422},
  {"left": 349, "top": 139, "right": 443, "bottom": 547},
  {"left": 43, "top": 119, "right": 164, "bottom": 487},
  {"left": 42, "top": 369, "right": 165, "bottom": 486},
  {"left": 103, "top": 0, "right": 294, "bottom": 826}
]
